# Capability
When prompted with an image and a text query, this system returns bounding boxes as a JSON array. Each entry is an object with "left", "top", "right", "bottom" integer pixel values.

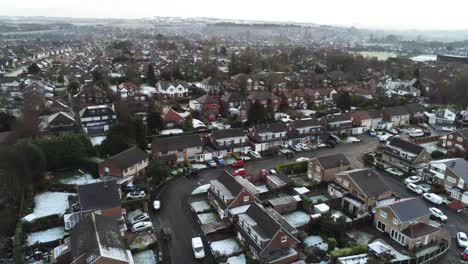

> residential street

[{"left": 150, "top": 135, "right": 466, "bottom": 263}]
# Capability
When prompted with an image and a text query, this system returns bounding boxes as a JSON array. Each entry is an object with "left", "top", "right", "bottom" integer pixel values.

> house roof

[
  {"left": 338, "top": 168, "right": 391, "bottom": 198},
  {"left": 79, "top": 105, "right": 115, "bottom": 118},
  {"left": 316, "top": 153, "right": 350, "bottom": 170},
  {"left": 70, "top": 213, "right": 129, "bottom": 262},
  {"left": 401, "top": 223, "right": 441, "bottom": 239},
  {"left": 161, "top": 107, "right": 184, "bottom": 122},
  {"left": 212, "top": 128, "right": 246, "bottom": 139},
  {"left": 383, "top": 105, "right": 410, "bottom": 116},
  {"left": 456, "top": 129, "right": 468, "bottom": 139},
  {"left": 386, "top": 197, "right": 430, "bottom": 222},
  {"left": 196, "top": 94, "right": 219, "bottom": 104},
  {"left": 291, "top": 118, "right": 321, "bottom": 128},
  {"left": 221, "top": 92, "right": 247, "bottom": 103},
  {"left": 106, "top": 146, "right": 147, "bottom": 170},
  {"left": 388, "top": 138, "right": 425, "bottom": 155},
  {"left": 48, "top": 111, "right": 75, "bottom": 125},
  {"left": 353, "top": 109, "right": 381, "bottom": 120},
  {"left": 443, "top": 158, "right": 468, "bottom": 182},
  {"left": 324, "top": 113, "right": 352, "bottom": 123},
  {"left": 152, "top": 134, "right": 202, "bottom": 153},
  {"left": 77, "top": 181, "right": 121, "bottom": 211},
  {"left": 404, "top": 103, "right": 425, "bottom": 113},
  {"left": 248, "top": 91, "right": 278, "bottom": 101},
  {"left": 244, "top": 203, "right": 281, "bottom": 241},
  {"left": 254, "top": 122, "right": 287, "bottom": 134}
]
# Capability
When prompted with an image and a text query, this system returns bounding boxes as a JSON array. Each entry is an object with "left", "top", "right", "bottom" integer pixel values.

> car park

[
  {"left": 132, "top": 221, "right": 153, "bottom": 232},
  {"left": 406, "top": 183, "right": 424, "bottom": 194},
  {"left": 429, "top": 207, "right": 447, "bottom": 222},
  {"left": 214, "top": 157, "right": 225, "bottom": 165},
  {"left": 457, "top": 232, "right": 468, "bottom": 247},
  {"left": 231, "top": 160, "right": 244, "bottom": 167},
  {"left": 423, "top": 192, "right": 444, "bottom": 205},
  {"left": 232, "top": 168, "right": 247, "bottom": 176},
  {"left": 153, "top": 200, "right": 161, "bottom": 210},
  {"left": 404, "top": 176, "right": 422, "bottom": 185},
  {"left": 130, "top": 213, "right": 150, "bottom": 225},
  {"left": 248, "top": 151, "right": 262, "bottom": 159},
  {"left": 192, "top": 237, "right": 205, "bottom": 259},
  {"left": 126, "top": 190, "right": 146, "bottom": 200},
  {"left": 207, "top": 160, "right": 217, "bottom": 168}
]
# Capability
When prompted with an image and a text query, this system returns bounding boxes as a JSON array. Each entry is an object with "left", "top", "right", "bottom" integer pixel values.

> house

[
  {"left": 98, "top": 146, "right": 148, "bottom": 178},
  {"left": 39, "top": 111, "right": 78, "bottom": 135},
  {"left": 265, "top": 172, "right": 289, "bottom": 190},
  {"left": 53, "top": 213, "right": 133, "bottom": 264},
  {"left": 117, "top": 82, "right": 139, "bottom": 100},
  {"left": 320, "top": 113, "right": 353, "bottom": 136},
  {"left": 198, "top": 76, "right": 222, "bottom": 92},
  {"left": 382, "top": 106, "right": 411, "bottom": 127},
  {"left": 426, "top": 108, "right": 456, "bottom": 127},
  {"left": 74, "top": 83, "right": 112, "bottom": 108},
  {"left": 152, "top": 134, "right": 211, "bottom": 163},
  {"left": 446, "top": 129, "right": 468, "bottom": 151},
  {"left": 79, "top": 104, "right": 117, "bottom": 135},
  {"left": 329, "top": 168, "right": 393, "bottom": 216},
  {"left": 305, "top": 88, "right": 337, "bottom": 106},
  {"left": 235, "top": 202, "right": 300, "bottom": 264},
  {"left": 208, "top": 128, "right": 250, "bottom": 157},
  {"left": 280, "top": 89, "right": 307, "bottom": 109},
  {"left": 248, "top": 123, "right": 288, "bottom": 152},
  {"left": 287, "top": 118, "right": 325, "bottom": 146},
  {"left": 230, "top": 73, "right": 261, "bottom": 91},
  {"left": 267, "top": 196, "right": 297, "bottom": 213},
  {"left": 248, "top": 91, "right": 281, "bottom": 112},
  {"left": 405, "top": 103, "right": 425, "bottom": 124},
  {"left": 307, "top": 153, "right": 351, "bottom": 182},
  {"left": 351, "top": 109, "right": 382, "bottom": 131},
  {"left": 381, "top": 138, "right": 432, "bottom": 173},
  {"left": 155, "top": 80, "right": 189, "bottom": 99},
  {"left": 208, "top": 171, "right": 260, "bottom": 219},
  {"left": 220, "top": 92, "right": 249, "bottom": 121},
  {"left": 374, "top": 198, "right": 442, "bottom": 250},
  {"left": 190, "top": 94, "right": 220, "bottom": 121},
  {"left": 161, "top": 107, "right": 185, "bottom": 128},
  {"left": 429, "top": 158, "right": 468, "bottom": 204}
]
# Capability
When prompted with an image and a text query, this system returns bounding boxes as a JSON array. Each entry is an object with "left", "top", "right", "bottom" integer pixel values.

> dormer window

[{"left": 281, "top": 236, "right": 287, "bottom": 242}]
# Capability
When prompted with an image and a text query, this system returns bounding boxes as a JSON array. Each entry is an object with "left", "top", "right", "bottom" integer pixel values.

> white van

[
  {"left": 192, "top": 237, "right": 205, "bottom": 259},
  {"left": 423, "top": 193, "right": 443, "bottom": 205},
  {"left": 409, "top": 129, "right": 424, "bottom": 138}
]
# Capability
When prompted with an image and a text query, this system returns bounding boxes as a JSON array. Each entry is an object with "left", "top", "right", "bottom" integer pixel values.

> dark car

[
  {"left": 122, "top": 184, "right": 138, "bottom": 192},
  {"left": 263, "top": 149, "right": 278, "bottom": 157},
  {"left": 326, "top": 140, "right": 336, "bottom": 148},
  {"left": 160, "top": 228, "right": 172, "bottom": 240}
]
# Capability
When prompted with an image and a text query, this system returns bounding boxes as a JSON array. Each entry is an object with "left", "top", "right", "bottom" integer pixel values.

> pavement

[{"left": 148, "top": 133, "right": 466, "bottom": 263}]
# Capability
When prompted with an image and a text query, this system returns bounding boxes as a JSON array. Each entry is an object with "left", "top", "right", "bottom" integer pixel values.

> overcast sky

[{"left": 2, "top": 0, "right": 468, "bottom": 30}]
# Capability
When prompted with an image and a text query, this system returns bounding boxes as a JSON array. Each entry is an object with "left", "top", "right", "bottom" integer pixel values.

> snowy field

[
  {"left": 282, "top": 210, "right": 311, "bottom": 227},
  {"left": 197, "top": 212, "right": 218, "bottom": 225},
  {"left": 133, "top": 250, "right": 157, "bottom": 264},
  {"left": 30, "top": 192, "right": 76, "bottom": 219},
  {"left": 191, "top": 184, "right": 210, "bottom": 195},
  {"left": 210, "top": 238, "right": 243, "bottom": 257},
  {"left": 190, "top": 200, "right": 212, "bottom": 213},
  {"left": 27, "top": 226, "right": 65, "bottom": 246}
]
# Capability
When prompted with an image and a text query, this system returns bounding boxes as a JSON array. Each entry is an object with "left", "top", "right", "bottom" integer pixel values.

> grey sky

[{"left": 2, "top": 0, "right": 468, "bottom": 30}]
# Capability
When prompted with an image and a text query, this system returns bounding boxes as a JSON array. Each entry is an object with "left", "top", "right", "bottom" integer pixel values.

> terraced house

[
  {"left": 381, "top": 138, "right": 432, "bottom": 173},
  {"left": 286, "top": 118, "right": 325, "bottom": 146},
  {"left": 207, "top": 128, "right": 250, "bottom": 158},
  {"left": 248, "top": 122, "right": 288, "bottom": 152}
]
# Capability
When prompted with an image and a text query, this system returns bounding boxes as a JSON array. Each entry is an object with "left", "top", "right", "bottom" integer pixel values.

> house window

[
  {"left": 447, "top": 176, "right": 457, "bottom": 183},
  {"left": 104, "top": 167, "right": 109, "bottom": 173},
  {"left": 448, "top": 135, "right": 453, "bottom": 139},
  {"left": 343, "top": 180, "right": 349, "bottom": 187},
  {"left": 281, "top": 236, "right": 287, "bottom": 242},
  {"left": 243, "top": 196, "right": 249, "bottom": 202},
  {"left": 457, "top": 137, "right": 463, "bottom": 142},
  {"left": 392, "top": 218, "right": 399, "bottom": 225},
  {"left": 380, "top": 210, "right": 387, "bottom": 219}
]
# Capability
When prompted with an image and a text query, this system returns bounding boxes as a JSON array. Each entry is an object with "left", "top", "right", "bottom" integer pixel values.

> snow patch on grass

[
  {"left": 133, "top": 250, "right": 156, "bottom": 264},
  {"left": 32, "top": 192, "right": 75, "bottom": 218},
  {"left": 191, "top": 200, "right": 212, "bottom": 213},
  {"left": 27, "top": 226, "right": 64, "bottom": 246},
  {"left": 282, "top": 210, "right": 310, "bottom": 227},
  {"left": 59, "top": 173, "right": 99, "bottom": 185},
  {"left": 191, "top": 184, "right": 211, "bottom": 195},
  {"left": 210, "top": 238, "right": 243, "bottom": 257},
  {"left": 226, "top": 253, "right": 246, "bottom": 264},
  {"left": 197, "top": 212, "right": 218, "bottom": 225},
  {"left": 303, "top": 235, "right": 328, "bottom": 251}
]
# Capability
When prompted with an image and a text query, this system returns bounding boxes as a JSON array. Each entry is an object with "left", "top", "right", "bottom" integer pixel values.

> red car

[
  {"left": 232, "top": 168, "right": 247, "bottom": 176},
  {"left": 231, "top": 160, "right": 244, "bottom": 167},
  {"left": 462, "top": 248, "right": 468, "bottom": 260}
]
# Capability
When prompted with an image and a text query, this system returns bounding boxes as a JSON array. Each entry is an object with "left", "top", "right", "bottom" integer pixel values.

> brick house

[
  {"left": 191, "top": 94, "right": 220, "bottom": 121},
  {"left": 381, "top": 138, "right": 432, "bottom": 173},
  {"left": 74, "top": 83, "right": 112, "bottom": 108},
  {"left": 374, "top": 198, "right": 442, "bottom": 250},
  {"left": 248, "top": 123, "right": 288, "bottom": 152},
  {"left": 280, "top": 89, "right": 307, "bottom": 109},
  {"left": 40, "top": 111, "right": 78, "bottom": 135},
  {"left": 248, "top": 91, "right": 281, "bottom": 112},
  {"left": 351, "top": 109, "right": 382, "bottom": 131},
  {"left": 329, "top": 168, "right": 393, "bottom": 216},
  {"left": 220, "top": 92, "right": 249, "bottom": 121},
  {"left": 161, "top": 107, "right": 185, "bottom": 128},
  {"left": 98, "top": 146, "right": 148, "bottom": 178},
  {"left": 207, "top": 128, "right": 250, "bottom": 158},
  {"left": 230, "top": 73, "right": 261, "bottom": 92},
  {"left": 208, "top": 171, "right": 260, "bottom": 219},
  {"left": 235, "top": 202, "right": 300, "bottom": 264},
  {"left": 382, "top": 105, "right": 411, "bottom": 127},
  {"left": 320, "top": 113, "right": 353, "bottom": 136},
  {"left": 307, "top": 153, "right": 351, "bottom": 182},
  {"left": 152, "top": 134, "right": 211, "bottom": 163},
  {"left": 287, "top": 118, "right": 325, "bottom": 146},
  {"left": 429, "top": 158, "right": 468, "bottom": 204},
  {"left": 446, "top": 129, "right": 468, "bottom": 151},
  {"left": 405, "top": 103, "right": 426, "bottom": 124}
]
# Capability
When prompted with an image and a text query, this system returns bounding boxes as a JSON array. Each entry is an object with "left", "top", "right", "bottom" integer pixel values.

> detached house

[
  {"left": 235, "top": 202, "right": 300, "bottom": 264},
  {"left": 152, "top": 134, "right": 211, "bottom": 163},
  {"left": 405, "top": 103, "right": 425, "bottom": 124},
  {"left": 79, "top": 104, "right": 117, "bottom": 135},
  {"left": 287, "top": 118, "right": 325, "bottom": 146},
  {"left": 382, "top": 106, "right": 411, "bottom": 127},
  {"left": 351, "top": 109, "right": 382, "bottom": 131},
  {"left": 208, "top": 128, "right": 250, "bottom": 157},
  {"left": 374, "top": 198, "right": 442, "bottom": 250},
  {"left": 98, "top": 146, "right": 148, "bottom": 178},
  {"left": 74, "top": 83, "right": 112, "bottom": 108},
  {"left": 426, "top": 108, "right": 456, "bottom": 127},
  {"left": 208, "top": 171, "right": 260, "bottom": 219},
  {"left": 280, "top": 89, "right": 307, "bottom": 109},
  {"left": 329, "top": 168, "right": 393, "bottom": 216},
  {"left": 40, "top": 111, "right": 78, "bottom": 135},
  {"left": 382, "top": 138, "right": 431, "bottom": 173},
  {"left": 308, "top": 153, "right": 351, "bottom": 182},
  {"left": 248, "top": 91, "right": 281, "bottom": 112},
  {"left": 190, "top": 94, "right": 220, "bottom": 121},
  {"left": 429, "top": 158, "right": 468, "bottom": 204},
  {"left": 248, "top": 123, "right": 288, "bottom": 152},
  {"left": 446, "top": 129, "right": 468, "bottom": 151},
  {"left": 155, "top": 80, "right": 189, "bottom": 99},
  {"left": 320, "top": 113, "right": 353, "bottom": 136},
  {"left": 231, "top": 73, "right": 261, "bottom": 91}
]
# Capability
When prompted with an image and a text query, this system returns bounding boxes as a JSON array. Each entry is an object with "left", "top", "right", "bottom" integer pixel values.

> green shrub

[
  {"left": 298, "top": 230, "right": 308, "bottom": 241},
  {"left": 275, "top": 161, "right": 308, "bottom": 175},
  {"left": 23, "top": 214, "right": 63, "bottom": 233},
  {"left": 232, "top": 153, "right": 241, "bottom": 160},
  {"left": 327, "top": 237, "right": 337, "bottom": 251},
  {"left": 330, "top": 244, "right": 368, "bottom": 258}
]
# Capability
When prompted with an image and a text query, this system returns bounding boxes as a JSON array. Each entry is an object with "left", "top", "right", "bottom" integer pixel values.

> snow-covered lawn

[
  {"left": 90, "top": 136, "right": 106, "bottom": 146},
  {"left": 191, "top": 184, "right": 210, "bottom": 195},
  {"left": 129, "top": 233, "right": 157, "bottom": 250},
  {"left": 30, "top": 192, "right": 76, "bottom": 219},
  {"left": 303, "top": 235, "right": 328, "bottom": 251},
  {"left": 59, "top": 173, "right": 99, "bottom": 185},
  {"left": 282, "top": 211, "right": 310, "bottom": 227},
  {"left": 190, "top": 200, "right": 212, "bottom": 213},
  {"left": 331, "top": 211, "right": 352, "bottom": 223},
  {"left": 255, "top": 184, "right": 269, "bottom": 193},
  {"left": 191, "top": 163, "right": 208, "bottom": 170},
  {"left": 210, "top": 238, "right": 243, "bottom": 257},
  {"left": 26, "top": 227, "right": 65, "bottom": 246},
  {"left": 197, "top": 212, "right": 218, "bottom": 225},
  {"left": 226, "top": 254, "right": 246, "bottom": 264},
  {"left": 133, "top": 250, "right": 156, "bottom": 264},
  {"left": 346, "top": 230, "right": 375, "bottom": 245}
]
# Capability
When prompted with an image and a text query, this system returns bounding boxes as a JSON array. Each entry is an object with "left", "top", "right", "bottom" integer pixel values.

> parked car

[
  {"left": 214, "top": 157, "right": 225, "bottom": 165},
  {"left": 239, "top": 156, "right": 251, "bottom": 161},
  {"left": 263, "top": 149, "right": 278, "bottom": 157},
  {"left": 404, "top": 176, "right": 422, "bottom": 185},
  {"left": 347, "top": 137, "right": 361, "bottom": 143},
  {"left": 418, "top": 123, "right": 429, "bottom": 129},
  {"left": 429, "top": 207, "right": 447, "bottom": 222},
  {"left": 296, "top": 157, "right": 310, "bottom": 162},
  {"left": 132, "top": 221, "right": 153, "bottom": 232},
  {"left": 386, "top": 127, "right": 399, "bottom": 135},
  {"left": 368, "top": 129, "right": 377, "bottom": 137},
  {"left": 442, "top": 126, "right": 455, "bottom": 132},
  {"left": 206, "top": 160, "right": 217, "bottom": 168},
  {"left": 126, "top": 190, "right": 146, "bottom": 200},
  {"left": 296, "top": 143, "right": 308, "bottom": 150},
  {"left": 378, "top": 134, "right": 392, "bottom": 142},
  {"left": 457, "top": 232, "right": 468, "bottom": 247},
  {"left": 409, "top": 130, "right": 425, "bottom": 138},
  {"left": 461, "top": 248, "right": 468, "bottom": 261},
  {"left": 423, "top": 192, "right": 444, "bottom": 205},
  {"left": 290, "top": 145, "right": 302, "bottom": 152},
  {"left": 122, "top": 183, "right": 138, "bottom": 192},
  {"left": 232, "top": 168, "right": 247, "bottom": 176},
  {"left": 248, "top": 151, "right": 262, "bottom": 159},
  {"left": 153, "top": 200, "right": 161, "bottom": 210},
  {"left": 231, "top": 160, "right": 244, "bottom": 167},
  {"left": 406, "top": 183, "right": 424, "bottom": 194},
  {"left": 192, "top": 237, "right": 205, "bottom": 259},
  {"left": 130, "top": 213, "right": 150, "bottom": 225}
]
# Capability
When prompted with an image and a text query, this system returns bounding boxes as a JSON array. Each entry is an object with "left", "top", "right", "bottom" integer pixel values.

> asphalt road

[{"left": 149, "top": 134, "right": 467, "bottom": 263}]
